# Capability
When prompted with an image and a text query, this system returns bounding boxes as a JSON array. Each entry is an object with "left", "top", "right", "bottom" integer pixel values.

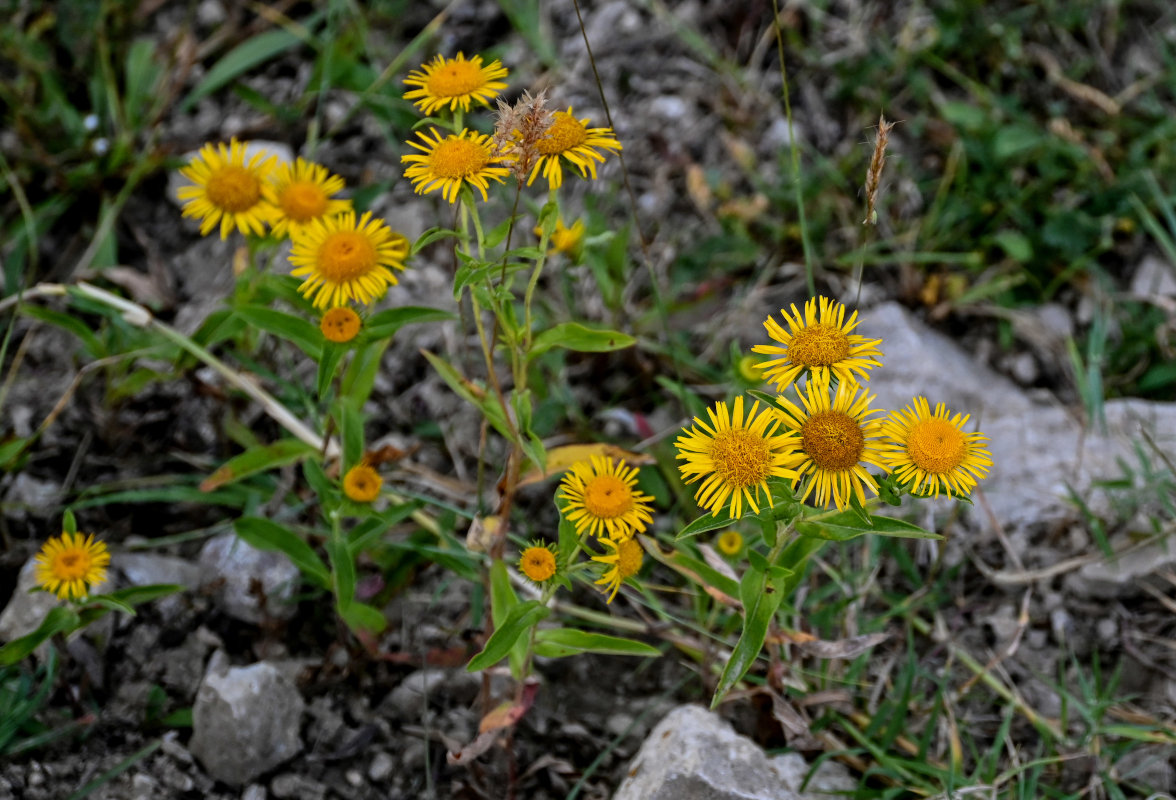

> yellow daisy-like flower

[
  {"left": 518, "top": 542, "right": 558, "bottom": 584},
  {"left": 528, "top": 108, "right": 623, "bottom": 190},
  {"left": 401, "top": 128, "right": 510, "bottom": 204},
  {"left": 716, "top": 530, "right": 744, "bottom": 556},
  {"left": 402, "top": 52, "right": 509, "bottom": 115},
  {"left": 774, "top": 377, "right": 888, "bottom": 510},
  {"left": 593, "top": 537, "right": 644, "bottom": 603},
  {"left": 535, "top": 217, "right": 585, "bottom": 258},
  {"left": 343, "top": 464, "right": 382, "bottom": 503},
  {"left": 320, "top": 307, "right": 362, "bottom": 343},
  {"left": 177, "top": 138, "right": 278, "bottom": 239},
  {"left": 268, "top": 157, "right": 352, "bottom": 239},
  {"left": 675, "top": 396, "right": 801, "bottom": 519},
  {"left": 879, "top": 397, "right": 993, "bottom": 499},
  {"left": 735, "top": 354, "right": 764, "bottom": 385},
  {"left": 558, "top": 455, "right": 655, "bottom": 541},
  {"left": 751, "top": 296, "right": 883, "bottom": 392},
  {"left": 288, "top": 211, "right": 408, "bottom": 308},
  {"left": 35, "top": 532, "right": 110, "bottom": 601}
]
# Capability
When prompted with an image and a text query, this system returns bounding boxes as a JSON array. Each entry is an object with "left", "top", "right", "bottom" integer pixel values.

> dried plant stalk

[
  {"left": 492, "top": 89, "right": 554, "bottom": 181},
  {"left": 863, "top": 113, "right": 895, "bottom": 226}
]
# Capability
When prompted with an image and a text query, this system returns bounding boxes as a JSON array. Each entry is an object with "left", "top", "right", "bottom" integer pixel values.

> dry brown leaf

[
  {"left": 795, "top": 632, "right": 889, "bottom": 659},
  {"left": 517, "top": 443, "right": 654, "bottom": 487}
]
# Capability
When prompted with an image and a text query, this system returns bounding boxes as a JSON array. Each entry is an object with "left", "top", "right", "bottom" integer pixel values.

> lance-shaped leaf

[
  {"left": 467, "top": 600, "right": 550, "bottom": 672},
  {"left": 533, "top": 628, "right": 661, "bottom": 658}
]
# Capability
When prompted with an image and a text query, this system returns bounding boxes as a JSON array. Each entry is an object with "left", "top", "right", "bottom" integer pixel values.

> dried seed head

[
  {"left": 492, "top": 89, "right": 554, "bottom": 180},
  {"left": 863, "top": 113, "right": 895, "bottom": 226}
]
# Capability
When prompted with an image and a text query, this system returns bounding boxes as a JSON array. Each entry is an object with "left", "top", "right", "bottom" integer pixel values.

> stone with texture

[
  {"left": 1067, "top": 536, "right": 1176, "bottom": 599},
  {"left": 0, "top": 557, "right": 111, "bottom": 657},
  {"left": 189, "top": 660, "right": 305, "bottom": 786},
  {"left": 198, "top": 533, "right": 300, "bottom": 623},
  {"left": 614, "top": 705, "right": 854, "bottom": 800},
  {"left": 270, "top": 773, "right": 326, "bottom": 800}
]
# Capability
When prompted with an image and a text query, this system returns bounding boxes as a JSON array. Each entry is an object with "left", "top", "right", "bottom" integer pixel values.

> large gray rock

[
  {"left": 198, "top": 533, "right": 300, "bottom": 623},
  {"left": 115, "top": 552, "right": 200, "bottom": 620},
  {"left": 189, "top": 659, "right": 305, "bottom": 786},
  {"left": 613, "top": 705, "right": 854, "bottom": 800}
]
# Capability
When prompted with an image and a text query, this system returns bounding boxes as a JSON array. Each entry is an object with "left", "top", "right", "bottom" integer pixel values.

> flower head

[
  {"left": 558, "top": 455, "right": 655, "bottom": 541},
  {"left": 288, "top": 211, "right": 408, "bottom": 308},
  {"left": 268, "top": 157, "right": 352, "bottom": 238},
  {"left": 403, "top": 52, "right": 509, "bottom": 115},
  {"left": 752, "top": 296, "right": 883, "bottom": 392},
  {"left": 527, "top": 108, "right": 622, "bottom": 190},
  {"left": 735, "top": 354, "right": 764, "bottom": 385},
  {"left": 879, "top": 397, "right": 993, "bottom": 499},
  {"left": 593, "top": 536, "right": 644, "bottom": 603},
  {"left": 534, "top": 217, "right": 585, "bottom": 258},
  {"left": 343, "top": 464, "right": 382, "bottom": 503},
  {"left": 177, "top": 138, "right": 278, "bottom": 239},
  {"left": 320, "top": 307, "right": 362, "bottom": 343},
  {"left": 493, "top": 89, "right": 554, "bottom": 180},
  {"left": 716, "top": 530, "right": 744, "bottom": 556},
  {"left": 519, "top": 542, "right": 558, "bottom": 584},
  {"left": 401, "top": 128, "right": 509, "bottom": 203},
  {"left": 774, "top": 377, "right": 887, "bottom": 510},
  {"left": 35, "top": 532, "right": 110, "bottom": 601},
  {"left": 675, "top": 396, "right": 801, "bottom": 519}
]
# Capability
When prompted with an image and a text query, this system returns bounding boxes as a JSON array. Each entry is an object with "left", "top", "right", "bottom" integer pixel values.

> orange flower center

[
  {"left": 536, "top": 113, "right": 587, "bottom": 155},
  {"left": 205, "top": 166, "right": 262, "bottom": 212},
  {"left": 616, "top": 538, "right": 643, "bottom": 578},
  {"left": 709, "top": 428, "right": 772, "bottom": 489},
  {"left": 279, "top": 181, "right": 329, "bottom": 221},
  {"left": 317, "top": 231, "right": 377, "bottom": 282},
  {"left": 427, "top": 60, "right": 485, "bottom": 97},
  {"left": 905, "top": 418, "right": 967, "bottom": 474},
  {"left": 430, "top": 137, "right": 490, "bottom": 179},
  {"left": 801, "top": 410, "right": 864, "bottom": 471},
  {"left": 582, "top": 474, "right": 634, "bottom": 519},
  {"left": 321, "top": 307, "right": 361, "bottom": 343},
  {"left": 788, "top": 324, "right": 851, "bottom": 368},
  {"left": 344, "top": 465, "right": 382, "bottom": 502},
  {"left": 54, "top": 550, "right": 90, "bottom": 580},
  {"left": 520, "top": 548, "right": 557, "bottom": 582}
]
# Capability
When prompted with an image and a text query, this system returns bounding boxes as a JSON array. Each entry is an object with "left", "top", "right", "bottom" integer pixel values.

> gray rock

[
  {"left": 189, "top": 661, "right": 305, "bottom": 786},
  {"left": 270, "top": 773, "right": 326, "bottom": 800},
  {"left": 614, "top": 705, "right": 855, "bottom": 800},
  {"left": 116, "top": 552, "right": 200, "bottom": 589},
  {"left": 242, "top": 785, "right": 268, "bottom": 800},
  {"left": 1130, "top": 254, "right": 1176, "bottom": 298},
  {"left": 380, "top": 669, "right": 479, "bottom": 719},
  {"left": 3, "top": 473, "right": 61, "bottom": 520},
  {"left": 367, "top": 751, "right": 394, "bottom": 782},
  {"left": 131, "top": 772, "right": 157, "bottom": 800},
  {"left": 198, "top": 533, "right": 300, "bottom": 623},
  {"left": 1067, "top": 536, "right": 1176, "bottom": 599},
  {"left": 0, "top": 557, "right": 112, "bottom": 658}
]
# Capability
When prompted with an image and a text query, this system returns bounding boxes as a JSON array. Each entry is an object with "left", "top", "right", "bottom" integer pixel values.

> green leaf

[
  {"left": 234, "top": 517, "right": 330, "bottom": 588},
  {"left": 201, "top": 439, "right": 316, "bottom": 491},
  {"left": 88, "top": 595, "right": 135, "bottom": 616},
  {"left": 339, "top": 601, "right": 387, "bottom": 634},
  {"left": 327, "top": 537, "right": 356, "bottom": 611},
  {"left": 303, "top": 459, "right": 333, "bottom": 502},
  {"left": 62, "top": 510, "right": 77, "bottom": 535},
  {"left": 645, "top": 545, "right": 740, "bottom": 601},
  {"left": 20, "top": 305, "right": 103, "bottom": 359},
  {"left": 467, "top": 600, "right": 550, "bottom": 672},
  {"left": 992, "top": 230, "right": 1033, "bottom": 262},
  {"left": 316, "top": 342, "right": 347, "bottom": 399},
  {"left": 181, "top": 25, "right": 314, "bottom": 111},
  {"left": 0, "top": 437, "right": 29, "bottom": 468},
  {"left": 412, "top": 227, "right": 461, "bottom": 253},
  {"left": 422, "top": 350, "right": 515, "bottom": 443},
  {"left": 234, "top": 305, "right": 321, "bottom": 359},
  {"left": 347, "top": 502, "right": 423, "bottom": 555},
  {"left": 794, "top": 510, "right": 942, "bottom": 542},
  {"left": 529, "top": 323, "right": 635, "bottom": 360},
  {"left": 341, "top": 338, "right": 389, "bottom": 408},
  {"left": 533, "top": 628, "right": 660, "bottom": 658},
  {"left": 676, "top": 510, "right": 736, "bottom": 540},
  {"left": 363, "top": 306, "right": 454, "bottom": 340},
  {"left": 335, "top": 398, "right": 364, "bottom": 468},
  {"left": 0, "top": 607, "right": 80, "bottom": 666},
  {"left": 711, "top": 565, "right": 785, "bottom": 707},
  {"left": 100, "top": 584, "right": 184, "bottom": 607}
]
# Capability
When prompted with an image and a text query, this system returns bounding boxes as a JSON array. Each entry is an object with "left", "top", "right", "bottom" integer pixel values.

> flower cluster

[
  {"left": 177, "top": 140, "right": 412, "bottom": 339},
  {"left": 675, "top": 296, "right": 993, "bottom": 517}
]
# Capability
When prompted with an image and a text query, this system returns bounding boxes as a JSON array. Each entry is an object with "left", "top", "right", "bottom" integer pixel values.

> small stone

[
  {"left": 242, "top": 785, "right": 268, "bottom": 800},
  {"left": 1096, "top": 617, "right": 1117, "bottom": 643},
  {"left": 270, "top": 773, "right": 326, "bottom": 800},
  {"left": 189, "top": 661, "right": 305, "bottom": 786},
  {"left": 650, "top": 96, "right": 689, "bottom": 121},
  {"left": 131, "top": 773, "right": 157, "bottom": 800},
  {"left": 380, "top": 669, "right": 478, "bottom": 719},
  {"left": 198, "top": 533, "right": 301, "bottom": 623},
  {"left": 368, "top": 751, "right": 394, "bottom": 782},
  {"left": 0, "top": 560, "right": 85, "bottom": 650},
  {"left": 345, "top": 769, "right": 364, "bottom": 787}
]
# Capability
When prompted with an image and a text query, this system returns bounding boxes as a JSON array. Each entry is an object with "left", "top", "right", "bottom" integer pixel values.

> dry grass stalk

[
  {"left": 492, "top": 89, "right": 554, "bottom": 181},
  {"left": 863, "top": 113, "right": 895, "bottom": 225}
]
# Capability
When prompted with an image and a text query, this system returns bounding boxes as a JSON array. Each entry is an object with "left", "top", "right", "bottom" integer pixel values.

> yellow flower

[
  {"left": 716, "top": 530, "right": 743, "bottom": 556},
  {"left": 320, "top": 307, "right": 362, "bottom": 343},
  {"left": 401, "top": 128, "right": 510, "bottom": 204},
  {"left": 343, "top": 464, "right": 382, "bottom": 503},
  {"left": 402, "top": 52, "right": 509, "bottom": 115},
  {"left": 774, "top": 377, "right": 887, "bottom": 510},
  {"left": 675, "top": 396, "right": 801, "bottom": 519},
  {"left": 736, "top": 354, "right": 764, "bottom": 384},
  {"left": 751, "top": 296, "right": 883, "bottom": 392},
  {"left": 528, "top": 108, "right": 622, "bottom": 190},
  {"left": 288, "top": 211, "right": 408, "bottom": 308},
  {"left": 35, "top": 532, "right": 110, "bottom": 601},
  {"left": 268, "top": 157, "right": 352, "bottom": 238},
  {"left": 177, "top": 138, "right": 278, "bottom": 239},
  {"left": 879, "top": 397, "right": 993, "bottom": 499},
  {"left": 519, "top": 542, "right": 558, "bottom": 584},
  {"left": 535, "top": 217, "right": 585, "bottom": 258},
  {"left": 593, "top": 537, "right": 643, "bottom": 603},
  {"left": 558, "top": 455, "right": 655, "bottom": 541}
]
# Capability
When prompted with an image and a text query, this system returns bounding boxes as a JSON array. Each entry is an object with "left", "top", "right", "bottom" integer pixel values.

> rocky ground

[{"left": 3, "top": 1, "right": 1176, "bottom": 798}]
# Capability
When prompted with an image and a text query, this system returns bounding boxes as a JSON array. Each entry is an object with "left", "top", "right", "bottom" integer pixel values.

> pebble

[{"left": 368, "top": 751, "right": 395, "bottom": 782}]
